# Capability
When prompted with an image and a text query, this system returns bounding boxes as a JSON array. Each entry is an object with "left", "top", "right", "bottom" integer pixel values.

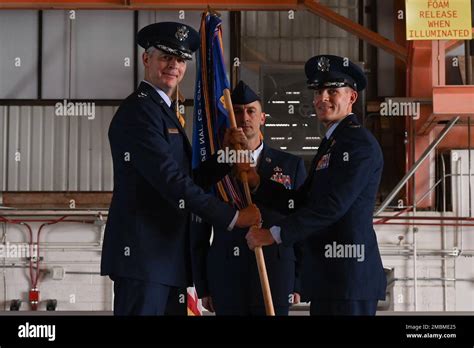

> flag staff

[
  {"left": 223, "top": 88, "right": 275, "bottom": 316},
  {"left": 207, "top": 5, "right": 221, "bottom": 17}
]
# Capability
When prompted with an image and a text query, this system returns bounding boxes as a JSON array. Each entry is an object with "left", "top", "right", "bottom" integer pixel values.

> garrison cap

[{"left": 231, "top": 80, "right": 261, "bottom": 105}]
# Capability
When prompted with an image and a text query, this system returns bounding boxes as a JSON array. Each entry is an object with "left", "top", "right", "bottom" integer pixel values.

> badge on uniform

[
  {"left": 168, "top": 128, "right": 179, "bottom": 134},
  {"left": 316, "top": 153, "right": 331, "bottom": 171},
  {"left": 270, "top": 166, "right": 292, "bottom": 189},
  {"left": 175, "top": 26, "right": 189, "bottom": 41}
]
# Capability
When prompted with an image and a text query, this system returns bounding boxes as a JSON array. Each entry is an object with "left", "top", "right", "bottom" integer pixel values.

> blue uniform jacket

[
  {"left": 191, "top": 145, "right": 306, "bottom": 308},
  {"left": 254, "top": 114, "right": 386, "bottom": 301},
  {"left": 101, "top": 82, "right": 237, "bottom": 288}
]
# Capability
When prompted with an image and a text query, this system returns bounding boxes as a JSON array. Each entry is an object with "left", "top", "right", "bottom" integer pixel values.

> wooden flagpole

[{"left": 223, "top": 88, "right": 275, "bottom": 316}]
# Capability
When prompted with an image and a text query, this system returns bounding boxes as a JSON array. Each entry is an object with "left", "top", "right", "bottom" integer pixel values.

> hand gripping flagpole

[{"left": 223, "top": 88, "right": 275, "bottom": 316}]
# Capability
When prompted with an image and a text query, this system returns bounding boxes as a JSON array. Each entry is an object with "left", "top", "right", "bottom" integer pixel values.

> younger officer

[
  {"left": 101, "top": 22, "right": 260, "bottom": 316},
  {"left": 191, "top": 81, "right": 306, "bottom": 315},
  {"left": 245, "top": 55, "right": 387, "bottom": 315}
]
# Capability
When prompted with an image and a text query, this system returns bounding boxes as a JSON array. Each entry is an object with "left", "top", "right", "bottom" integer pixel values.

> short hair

[{"left": 145, "top": 46, "right": 158, "bottom": 57}]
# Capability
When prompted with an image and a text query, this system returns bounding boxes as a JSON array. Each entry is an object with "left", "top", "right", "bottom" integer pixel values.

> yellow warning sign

[{"left": 406, "top": 0, "right": 472, "bottom": 40}]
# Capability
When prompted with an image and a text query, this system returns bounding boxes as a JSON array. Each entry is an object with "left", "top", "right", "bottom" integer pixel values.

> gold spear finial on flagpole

[{"left": 207, "top": 5, "right": 221, "bottom": 17}]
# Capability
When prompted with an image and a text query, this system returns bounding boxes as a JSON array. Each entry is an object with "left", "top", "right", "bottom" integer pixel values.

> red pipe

[
  {"left": 375, "top": 222, "right": 474, "bottom": 227},
  {"left": 34, "top": 216, "right": 69, "bottom": 288},
  {"left": 374, "top": 206, "right": 413, "bottom": 225},
  {"left": 0, "top": 215, "right": 97, "bottom": 309},
  {"left": 374, "top": 216, "right": 474, "bottom": 221}
]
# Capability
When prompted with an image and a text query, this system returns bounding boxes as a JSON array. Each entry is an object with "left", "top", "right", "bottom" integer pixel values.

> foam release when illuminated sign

[{"left": 406, "top": 0, "right": 472, "bottom": 40}]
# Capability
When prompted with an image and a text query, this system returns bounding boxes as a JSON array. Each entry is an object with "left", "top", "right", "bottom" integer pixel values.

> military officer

[
  {"left": 100, "top": 22, "right": 260, "bottom": 316},
  {"left": 190, "top": 81, "right": 306, "bottom": 315},
  {"left": 245, "top": 55, "right": 387, "bottom": 315}
]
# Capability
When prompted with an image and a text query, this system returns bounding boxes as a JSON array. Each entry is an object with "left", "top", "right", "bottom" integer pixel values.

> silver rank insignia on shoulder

[
  {"left": 138, "top": 92, "right": 148, "bottom": 98},
  {"left": 348, "top": 121, "right": 361, "bottom": 128},
  {"left": 270, "top": 166, "right": 292, "bottom": 189},
  {"left": 175, "top": 26, "right": 189, "bottom": 42},
  {"left": 265, "top": 157, "right": 271, "bottom": 163}
]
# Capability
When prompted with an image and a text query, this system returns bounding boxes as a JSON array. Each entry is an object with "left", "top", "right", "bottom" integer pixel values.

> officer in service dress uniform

[
  {"left": 190, "top": 81, "right": 307, "bottom": 315},
  {"left": 245, "top": 55, "right": 386, "bottom": 315},
  {"left": 100, "top": 22, "right": 260, "bottom": 315}
]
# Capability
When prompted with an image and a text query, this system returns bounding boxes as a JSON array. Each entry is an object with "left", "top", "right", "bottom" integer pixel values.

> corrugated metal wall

[
  {"left": 0, "top": 104, "right": 198, "bottom": 191},
  {"left": 0, "top": 4, "right": 358, "bottom": 192},
  {"left": 0, "top": 10, "right": 224, "bottom": 192},
  {"left": 43, "top": 11, "right": 135, "bottom": 99},
  {"left": 239, "top": 0, "right": 359, "bottom": 106},
  {"left": 241, "top": 0, "right": 359, "bottom": 63},
  {"left": 0, "top": 105, "right": 115, "bottom": 191},
  {"left": 0, "top": 11, "right": 38, "bottom": 99},
  {"left": 0, "top": 10, "right": 230, "bottom": 101}
]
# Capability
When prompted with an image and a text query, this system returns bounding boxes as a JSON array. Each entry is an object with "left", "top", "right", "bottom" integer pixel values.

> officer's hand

[
  {"left": 246, "top": 226, "right": 275, "bottom": 250},
  {"left": 290, "top": 292, "right": 301, "bottom": 305},
  {"left": 235, "top": 165, "right": 260, "bottom": 189},
  {"left": 223, "top": 127, "right": 248, "bottom": 150},
  {"left": 201, "top": 296, "right": 215, "bottom": 313},
  {"left": 232, "top": 161, "right": 253, "bottom": 181},
  {"left": 236, "top": 204, "right": 261, "bottom": 228},
  {"left": 245, "top": 167, "right": 260, "bottom": 189}
]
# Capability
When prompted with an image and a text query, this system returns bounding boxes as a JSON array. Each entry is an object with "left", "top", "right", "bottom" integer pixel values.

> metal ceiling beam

[
  {"left": 1, "top": 0, "right": 408, "bottom": 63},
  {"left": 303, "top": 0, "right": 407, "bottom": 62},
  {"left": 0, "top": 0, "right": 301, "bottom": 10}
]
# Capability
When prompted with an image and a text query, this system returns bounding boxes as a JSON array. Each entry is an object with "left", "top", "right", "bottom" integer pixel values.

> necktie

[
  {"left": 299, "top": 135, "right": 331, "bottom": 193},
  {"left": 318, "top": 136, "right": 329, "bottom": 154}
]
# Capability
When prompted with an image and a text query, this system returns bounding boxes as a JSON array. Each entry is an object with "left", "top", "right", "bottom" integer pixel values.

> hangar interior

[{"left": 0, "top": 0, "right": 473, "bottom": 314}]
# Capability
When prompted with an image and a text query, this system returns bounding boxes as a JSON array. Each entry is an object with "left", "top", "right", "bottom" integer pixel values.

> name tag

[
  {"left": 316, "top": 153, "right": 331, "bottom": 171},
  {"left": 168, "top": 128, "right": 179, "bottom": 134}
]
